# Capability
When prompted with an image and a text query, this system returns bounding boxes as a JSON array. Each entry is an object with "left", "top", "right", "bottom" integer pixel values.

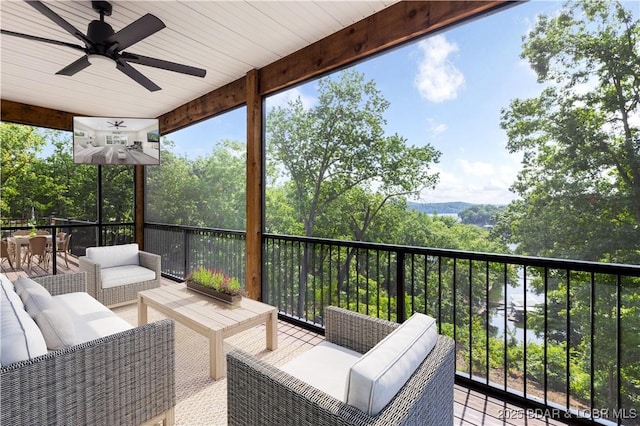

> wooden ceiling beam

[
  {"left": 158, "top": 77, "right": 246, "bottom": 135},
  {"left": 259, "top": 0, "right": 513, "bottom": 95},
  {"left": 157, "top": 0, "right": 512, "bottom": 134},
  {"left": 0, "top": 100, "right": 75, "bottom": 131}
]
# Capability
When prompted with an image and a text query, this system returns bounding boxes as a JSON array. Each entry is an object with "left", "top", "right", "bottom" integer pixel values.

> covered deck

[{"left": 1, "top": 260, "right": 566, "bottom": 426}]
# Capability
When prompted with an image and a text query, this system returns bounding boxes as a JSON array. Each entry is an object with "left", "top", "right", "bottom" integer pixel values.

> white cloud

[
  {"left": 426, "top": 117, "right": 448, "bottom": 136},
  {"left": 414, "top": 35, "right": 465, "bottom": 103},
  {"left": 459, "top": 159, "right": 495, "bottom": 177},
  {"left": 419, "top": 161, "right": 519, "bottom": 205},
  {"left": 267, "top": 87, "right": 316, "bottom": 110}
]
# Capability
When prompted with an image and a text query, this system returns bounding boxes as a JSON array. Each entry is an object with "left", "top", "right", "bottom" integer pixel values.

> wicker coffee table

[{"left": 138, "top": 284, "right": 278, "bottom": 380}]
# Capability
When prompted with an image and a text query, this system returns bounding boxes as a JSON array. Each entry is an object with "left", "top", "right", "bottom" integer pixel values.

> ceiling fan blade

[
  {"left": 27, "top": 1, "right": 91, "bottom": 47},
  {"left": 116, "top": 60, "right": 161, "bottom": 92},
  {"left": 120, "top": 52, "right": 206, "bottom": 77},
  {"left": 56, "top": 56, "right": 91, "bottom": 76},
  {"left": 1, "top": 29, "right": 85, "bottom": 52},
  {"left": 106, "top": 14, "right": 165, "bottom": 52}
]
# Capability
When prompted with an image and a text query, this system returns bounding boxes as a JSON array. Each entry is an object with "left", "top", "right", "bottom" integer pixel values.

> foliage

[
  {"left": 458, "top": 205, "right": 506, "bottom": 227},
  {"left": 495, "top": 0, "right": 640, "bottom": 413},
  {"left": 0, "top": 123, "right": 102, "bottom": 222},
  {"left": 266, "top": 69, "right": 441, "bottom": 241},
  {"left": 187, "top": 267, "right": 243, "bottom": 296},
  {"left": 497, "top": 0, "right": 640, "bottom": 264},
  {"left": 146, "top": 139, "right": 246, "bottom": 229}
]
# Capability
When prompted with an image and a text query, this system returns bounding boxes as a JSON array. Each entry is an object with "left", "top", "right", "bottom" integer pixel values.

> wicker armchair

[
  {"left": 79, "top": 244, "right": 161, "bottom": 307},
  {"left": 227, "top": 306, "right": 455, "bottom": 426}
]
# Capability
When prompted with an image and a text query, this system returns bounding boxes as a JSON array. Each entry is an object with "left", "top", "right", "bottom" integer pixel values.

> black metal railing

[
  {"left": 144, "top": 222, "right": 246, "bottom": 283},
  {"left": 262, "top": 233, "right": 640, "bottom": 426},
  {"left": 144, "top": 223, "right": 639, "bottom": 425}
]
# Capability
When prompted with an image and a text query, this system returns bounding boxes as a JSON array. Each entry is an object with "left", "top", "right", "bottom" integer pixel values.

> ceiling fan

[
  {"left": 0, "top": 0, "right": 206, "bottom": 91},
  {"left": 107, "top": 120, "right": 126, "bottom": 129}
]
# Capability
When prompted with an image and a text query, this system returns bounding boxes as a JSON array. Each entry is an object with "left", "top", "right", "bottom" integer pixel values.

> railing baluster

[{"left": 136, "top": 225, "right": 640, "bottom": 423}]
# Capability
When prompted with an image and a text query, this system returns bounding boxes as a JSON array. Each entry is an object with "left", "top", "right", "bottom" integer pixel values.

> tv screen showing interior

[{"left": 73, "top": 117, "right": 160, "bottom": 165}]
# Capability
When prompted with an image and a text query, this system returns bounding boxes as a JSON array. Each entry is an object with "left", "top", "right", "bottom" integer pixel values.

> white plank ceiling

[{"left": 0, "top": 0, "right": 396, "bottom": 119}]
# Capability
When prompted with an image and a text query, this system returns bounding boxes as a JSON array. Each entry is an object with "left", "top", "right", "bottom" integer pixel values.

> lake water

[{"left": 488, "top": 269, "right": 544, "bottom": 345}]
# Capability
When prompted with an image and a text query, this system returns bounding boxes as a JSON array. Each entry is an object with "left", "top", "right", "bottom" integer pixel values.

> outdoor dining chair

[
  {"left": 59, "top": 233, "right": 72, "bottom": 267},
  {"left": 1, "top": 239, "right": 14, "bottom": 270},
  {"left": 26, "top": 236, "right": 49, "bottom": 270}
]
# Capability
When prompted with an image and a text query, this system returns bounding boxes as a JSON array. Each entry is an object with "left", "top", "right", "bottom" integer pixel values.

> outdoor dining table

[{"left": 8, "top": 234, "right": 56, "bottom": 269}]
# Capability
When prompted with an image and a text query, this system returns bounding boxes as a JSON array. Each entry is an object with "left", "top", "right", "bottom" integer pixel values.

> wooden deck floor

[{"left": 1, "top": 254, "right": 568, "bottom": 426}]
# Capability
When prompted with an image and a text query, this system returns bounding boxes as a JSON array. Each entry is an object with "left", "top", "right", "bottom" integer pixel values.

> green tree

[
  {"left": 0, "top": 123, "right": 49, "bottom": 219},
  {"left": 266, "top": 69, "right": 441, "bottom": 315},
  {"left": 459, "top": 204, "right": 505, "bottom": 227},
  {"left": 146, "top": 139, "right": 201, "bottom": 225},
  {"left": 191, "top": 139, "right": 246, "bottom": 230},
  {"left": 498, "top": 0, "right": 640, "bottom": 264},
  {"left": 497, "top": 0, "right": 640, "bottom": 413}
]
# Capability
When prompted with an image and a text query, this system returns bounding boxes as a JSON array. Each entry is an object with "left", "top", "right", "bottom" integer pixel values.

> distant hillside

[{"left": 408, "top": 201, "right": 475, "bottom": 215}]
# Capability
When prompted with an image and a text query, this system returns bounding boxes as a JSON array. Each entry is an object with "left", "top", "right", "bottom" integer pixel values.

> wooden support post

[
  {"left": 245, "top": 69, "right": 263, "bottom": 301},
  {"left": 134, "top": 165, "right": 145, "bottom": 250}
]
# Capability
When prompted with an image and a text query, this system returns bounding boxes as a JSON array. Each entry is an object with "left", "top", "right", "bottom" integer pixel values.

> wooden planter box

[{"left": 186, "top": 280, "right": 242, "bottom": 305}]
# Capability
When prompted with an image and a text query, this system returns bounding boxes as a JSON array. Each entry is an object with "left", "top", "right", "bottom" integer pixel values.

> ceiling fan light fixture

[{"left": 87, "top": 54, "right": 114, "bottom": 67}]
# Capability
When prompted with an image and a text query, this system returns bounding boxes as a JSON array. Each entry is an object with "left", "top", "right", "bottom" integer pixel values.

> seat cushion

[
  {"left": 100, "top": 265, "right": 157, "bottom": 289},
  {"left": 1, "top": 276, "right": 48, "bottom": 366},
  {"left": 280, "top": 341, "right": 362, "bottom": 401},
  {"left": 86, "top": 243, "right": 139, "bottom": 269},
  {"left": 345, "top": 312, "right": 438, "bottom": 416},
  {"left": 55, "top": 292, "right": 133, "bottom": 343}
]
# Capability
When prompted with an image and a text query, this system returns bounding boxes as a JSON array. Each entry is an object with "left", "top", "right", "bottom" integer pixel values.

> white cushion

[
  {"left": 280, "top": 341, "right": 362, "bottom": 400},
  {"left": 1, "top": 274, "right": 18, "bottom": 304},
  {"left": 54, "top": 292, "right": 133, "bottom": 343},
  {"left": 86, "top": 243, "right": 139, "bottom": 269},
  {"left": 1, "top": 280, "right": 48, "bottom": 366},
  {"left": 13, "top": 275, "right": 48, "bottom": 298},
  {"left": 345, "top": 312, "right": 438, "bottom": 416},
  {"left": 20, "top": 286, "right": 76, "bottom": 350},
  {"left": 100, "top": 265, "right": 156, "bottom": 289}
]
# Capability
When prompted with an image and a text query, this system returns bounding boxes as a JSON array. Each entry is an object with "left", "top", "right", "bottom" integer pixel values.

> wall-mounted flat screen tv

[{"left": 73, "top": 117, "right": 160, "bottom": 165}]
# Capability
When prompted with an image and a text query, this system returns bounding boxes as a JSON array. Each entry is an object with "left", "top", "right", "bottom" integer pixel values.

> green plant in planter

[{"left": 188, "top": 267, "right": 244, "bottom": 296}]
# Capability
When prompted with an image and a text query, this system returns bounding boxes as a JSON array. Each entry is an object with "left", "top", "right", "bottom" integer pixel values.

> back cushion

[
  {"left": 13, "top": 275, "right": 49, "bottom": 298},
  {"left": 1, "top": 278, "right": 48, "bottom": 365},
  {"left": 86, "top": 243, "right": 139, "bottom": 269},
  {"left": 18, "top": 281, "right": 76, "bottom": 350},
  {"left": 345, "top": 312, "right": 438, "bottom": 416}
]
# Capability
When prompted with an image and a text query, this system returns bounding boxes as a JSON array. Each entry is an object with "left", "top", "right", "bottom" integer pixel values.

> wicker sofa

[
  {"left": 0, "top": 272, "right": 176, "bottom": 425},
  {"left": 227, "top": 306, "right": 455, "bottom": 426},
  {"left": 79, "top": 243, "right": 161, "bottom": 307}
]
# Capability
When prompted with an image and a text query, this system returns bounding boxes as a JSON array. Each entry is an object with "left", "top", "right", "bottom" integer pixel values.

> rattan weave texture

[
  {"left": 227, "top": 306, "right": 455, "bottom": 426},
  {"left": 0, "top": 272, "right": 176, "bottom": 425},
  {"left": 79, "top": 249, "right": 161, "bottom": 307}
]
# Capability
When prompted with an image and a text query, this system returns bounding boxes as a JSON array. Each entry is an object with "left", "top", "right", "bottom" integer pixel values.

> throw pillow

[
  {"left": 14, "top": 275, "right": 50, "bottom": 298},
  {"left": 345, "top": 312, "right": 438, "bottom": 416},
  {"left": 20, "top": 286, "right": 76, "bottom": 350},
  {"left": 1, "top": 281, "right": 48, "bottom": 365}
]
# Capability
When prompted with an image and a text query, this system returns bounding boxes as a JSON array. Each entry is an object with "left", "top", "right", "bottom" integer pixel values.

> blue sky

[{"left": 165, "top": 1, "right": 593, "bottom": 205}]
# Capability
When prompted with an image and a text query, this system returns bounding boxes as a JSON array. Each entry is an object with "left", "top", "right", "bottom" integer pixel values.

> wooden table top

[{"left": 138, "top": 284, "right": 276, "bottom": 334}]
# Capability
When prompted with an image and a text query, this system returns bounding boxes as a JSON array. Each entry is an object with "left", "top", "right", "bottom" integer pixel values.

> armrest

[
  {"left": 78, "top": 256, "right": 101, "bottom": 296},
  {"left": 32, "top": 272, "right": 87, "bottom": 296},
  {"left": 139, "top": 250, "right": 161, "bottom": 275},
  {"left": 324, "top": 306, "right": 398, "bottom": 354},
  {"left": 227, "top": 335, "right": 455, "bottom": 426},
  {"left": 227, "top": 349, "right": 373, "bottom": 426},
  {"left": 0, "top": 319, "right": 176, "bottom": 425}
]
